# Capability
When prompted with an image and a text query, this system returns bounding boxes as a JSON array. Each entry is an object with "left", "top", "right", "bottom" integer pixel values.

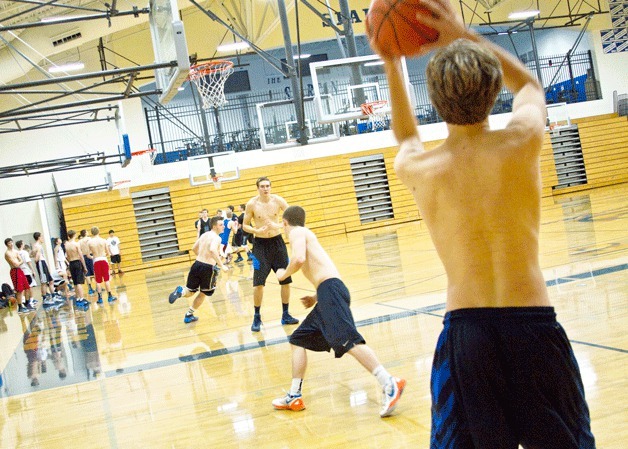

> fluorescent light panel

[
  {"left": 217, "top": 42, "right": 250, "bottom": 52},
  {"left": 48, "top": 62, "right": 84, "bottom": 73},
  {"left": 364, "top": 61, "right": 384, "bottom": 66},
  {"left": 293, "top": 54, "right": 311, "bottom": 59},
  {"left": 508, "top": 10, "right": 540, "bottom": 20}
]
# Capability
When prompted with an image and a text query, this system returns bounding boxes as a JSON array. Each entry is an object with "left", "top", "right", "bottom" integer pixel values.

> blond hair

[{"left": 426, "top": 39, "right": 503, "bottom": 125}]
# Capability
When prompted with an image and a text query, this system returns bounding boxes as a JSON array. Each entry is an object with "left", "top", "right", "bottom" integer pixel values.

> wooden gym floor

[{"left": 0, "top": 183, "right": 626, "bottom": 448}]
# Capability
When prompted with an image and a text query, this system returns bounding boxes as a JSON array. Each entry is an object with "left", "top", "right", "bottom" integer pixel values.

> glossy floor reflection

[{"left": 0, "top": 183, "right": 626, "bottom": 448}]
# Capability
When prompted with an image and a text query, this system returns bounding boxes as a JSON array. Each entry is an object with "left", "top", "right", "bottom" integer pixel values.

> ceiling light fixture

[
  {"left": 217, "top": 42, "right": 250, "bottom": 52},
  {"left": 508, "top": 10, "right": 540, "bottom": 20},
  {"left": 48, "top": 62, "right": 85, "bottom": 73},
  {"left": 364, "top": 60, "right": 384, "bottom": 66},
  {"left": 293, "top": 54, "right": 311, "bottom": 59}
]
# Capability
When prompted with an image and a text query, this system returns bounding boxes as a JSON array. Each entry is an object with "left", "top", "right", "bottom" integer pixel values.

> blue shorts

[
  {"left": 289, "top": 278, "right": 365, "bottom": 358},
  {"left": 83, "top": 256, "right": 94, "bottom": 277},
  {"left": 431, "top": 307, "right": 595, "bottom": 449}
]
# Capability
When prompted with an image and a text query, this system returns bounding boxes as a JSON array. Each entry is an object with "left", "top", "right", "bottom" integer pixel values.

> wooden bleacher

[{"left": 62, "top": 114, "right": 627, "bottom": 273}]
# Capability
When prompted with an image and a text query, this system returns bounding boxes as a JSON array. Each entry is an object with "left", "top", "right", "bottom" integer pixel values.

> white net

[
  {"left": 211, "top": 175, "right": 223, "bottom": 189},
  {"left": 189, "top": 61, "right": 234, "bottom": 109},
  {"left": 361, "top": 101, "right": 388, "bottom": 131}
]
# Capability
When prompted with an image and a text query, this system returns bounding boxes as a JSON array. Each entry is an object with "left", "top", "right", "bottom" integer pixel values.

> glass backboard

[{"left": 149, "top": 0, "right": 190, "bottom": 104}]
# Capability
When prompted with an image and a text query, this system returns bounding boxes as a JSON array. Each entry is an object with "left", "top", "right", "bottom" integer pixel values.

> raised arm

[{"left": 414, "top": 0, "right": 546, "bottom": 135}]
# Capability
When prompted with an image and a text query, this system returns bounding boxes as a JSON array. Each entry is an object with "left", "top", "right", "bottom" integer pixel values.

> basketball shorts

[
  {"left": 289, "top": 278, "right": 365, "bottom": 358},
  {"left": 93, "top": 259, "right": 110, "bottom": 283},
  {"left": 36, "top": 260, "right": 52, "bottom": 284},
  {"left": 110, "top": 254, "right": 121, "bottom": 264},
  {"left": 10, "top": 268, "right": 30, "bottom": 292},
  {"left": 186, "top": 260, "right": 217, "bottom": 296},
  {"left": 83, "top": 256, "right": 94, "bottom": 277},
  {"left": 430, "top": 307, "right": 596, "bottom": 449},
  {"left": 69, "top": 260, "right": 85, "bottom": 285},
  {"left": 252, "top": 235, "right": 292, "bottom": 287}
]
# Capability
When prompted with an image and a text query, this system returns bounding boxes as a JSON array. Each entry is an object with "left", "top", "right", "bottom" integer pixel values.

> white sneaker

[{"left": 380, "top": 377, "right": 406, "bottom": 417}]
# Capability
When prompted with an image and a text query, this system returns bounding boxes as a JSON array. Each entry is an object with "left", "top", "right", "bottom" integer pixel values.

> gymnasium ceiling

[{"left": 0, "top": 0, "right": 612, "bottom": 132}]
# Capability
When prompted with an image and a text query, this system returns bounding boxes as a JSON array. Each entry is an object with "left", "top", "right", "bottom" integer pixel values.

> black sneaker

[
  {"left": 17, "top": 305, "right": 30, "bottom": 314},
  {"left": 281, "top": 312, "right": 299, "bottom": 325},
  {"left": 251, "top": 313, "right": 262, "bottom": 332}
]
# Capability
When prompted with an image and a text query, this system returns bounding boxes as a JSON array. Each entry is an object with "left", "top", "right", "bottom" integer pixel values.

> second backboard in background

[{"left": 310, "top": 55, "right": 413, "bottom": 123}]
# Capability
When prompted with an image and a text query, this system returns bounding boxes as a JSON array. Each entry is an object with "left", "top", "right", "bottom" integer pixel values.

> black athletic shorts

[
  {"left": 289, "top": 278, "right": 365, "bottom": 358},
  {"left": 69, "top": 260, "right": 85, "bottom": 285},
  {"left": 430, "top": 307, "right": 596, "bottom": 449},
  {"left": 110, "top": 254, "right": 121, "bottom": 264},
  {"left": 252, "top": 235, "right": 292, "bottom": 287},
  {"left": 84, "top": 256, "right": 94, "bottom": 277},
  {"left": 186, "top": 260, "right": 217, "bottom": 296}
]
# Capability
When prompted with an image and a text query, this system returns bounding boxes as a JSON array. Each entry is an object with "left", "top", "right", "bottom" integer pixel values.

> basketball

[{"left": 366, "top": 0, "right": 439, "bottom": 57}]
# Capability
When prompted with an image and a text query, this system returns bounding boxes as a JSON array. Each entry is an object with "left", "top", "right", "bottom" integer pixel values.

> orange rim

[
  {"left": 189, "top": 61, "right": 234, "bottom": 79},
  {"left": 361, "top": 100, "right": 387, "bottom": 115},
  {"left": 130, "top": 148, "right": 156, "bottom": 157}
]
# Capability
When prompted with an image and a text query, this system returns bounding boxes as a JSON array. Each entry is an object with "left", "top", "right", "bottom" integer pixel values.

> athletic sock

[
  {"left": 290, "top": 378, "right": 303, "bottom": 396},
  {"left": 372, "top": 365, "right": 392, "bottom": 388},
  {"left": 254, "top": 306, "right": 261, "bottom": 315},
  {"left": 186, "top": 307, "right": 196, "bottom": 316},
  {"left": 282, "top": 303, "right": 289, "bottom": 313}
]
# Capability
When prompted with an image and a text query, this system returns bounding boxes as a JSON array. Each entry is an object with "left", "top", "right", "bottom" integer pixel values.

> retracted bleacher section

[{"left": 62, "top": 114, "right": 627, "bottom": 273}]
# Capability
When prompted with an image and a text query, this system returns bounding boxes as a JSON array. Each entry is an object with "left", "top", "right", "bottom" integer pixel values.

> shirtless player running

[
  {"left": 242, "top": 177, "right": 299, "bottom": 332},
  {"left": 168, "top": 216, "right": 229, "bottom": 323},
  {"left": 271, "top": 206, "right": 405, "bottom": 418}
]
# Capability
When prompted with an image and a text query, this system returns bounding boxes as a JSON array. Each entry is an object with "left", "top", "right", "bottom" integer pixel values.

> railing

[{"left": 143, "top": 50, "right": 601, "bottom": 163}]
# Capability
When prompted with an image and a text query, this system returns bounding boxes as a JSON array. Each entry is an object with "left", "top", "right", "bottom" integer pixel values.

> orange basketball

[{"left": 366, "top": 0, "right": 439, "bottom": 57}]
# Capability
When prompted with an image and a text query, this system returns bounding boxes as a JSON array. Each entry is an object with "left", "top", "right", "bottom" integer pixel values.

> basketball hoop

[
  {"left": 211, "top": 174, "right": 223, "bottom": 190},
  {"left": 131, "top": 148, "right": 157, "bottom": 173},
  {"left": 114, "top": 180, "right": 131, "bottom": 198},
  {"left": 361, "top": 100, "right": 388, "bottom": 131},
  {"left": 189, "top": 61, "right": 234, "bottom": 109}
]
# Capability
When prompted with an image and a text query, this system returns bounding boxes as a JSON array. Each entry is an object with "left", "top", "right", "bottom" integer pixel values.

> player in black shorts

[
  {"left": 271, "top": 206, "right": 406, "bottom": 418},
  {"left": 168, "top": 216, "right": 228, "bottom": 323},
  {"left": 375, "top": 1, "right": 595, "bottom": 446},
  {"left": 242, "top": 177, "right": 299, "bottom": 332}
]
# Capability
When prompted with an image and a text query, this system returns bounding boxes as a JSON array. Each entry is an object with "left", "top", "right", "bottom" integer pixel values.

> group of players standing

[{"left": 4, "top": 227, "right": 121, "bottom": 313}]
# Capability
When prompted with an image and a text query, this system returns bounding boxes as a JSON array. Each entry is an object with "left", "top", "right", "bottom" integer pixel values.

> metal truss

[
  {"left": 0, "top": 183, "right": 110, "bottom": 206},
  {"left": 458, "top": 0, "right": 608, "bottom": 34},
  {"left": 0, "top": 104, "right": 119, "bottom": 133},
  {"left": 0, "top": 151, "right": 124, "bottom": 179}
]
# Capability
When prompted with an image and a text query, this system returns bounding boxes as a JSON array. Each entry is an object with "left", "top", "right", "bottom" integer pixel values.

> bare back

[
  {"left": 289, "top": 227, "right": 340, "bottom": 288},
  {"left": 79, "top": 237, "right": 91, "bottom": 256},
  {"left": 65, "top": 240, "right": 82, "bottom": 262},
  {"left": 88, "top": 236, "right": 109, "bottom": 259},
  {"left": 396, "top": 128, "right": 550, "bottom": 310}
]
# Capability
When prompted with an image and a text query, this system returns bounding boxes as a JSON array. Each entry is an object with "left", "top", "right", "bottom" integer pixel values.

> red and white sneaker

[
  {"left": 272, "top": 393, "right": 305, "bottom": 411},
  {"left": 380, "top": 377, "right": 406, "bottom": 417}
]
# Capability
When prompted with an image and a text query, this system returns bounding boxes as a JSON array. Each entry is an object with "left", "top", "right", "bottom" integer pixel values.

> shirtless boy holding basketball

[{"left": 372, "top": 0, "right": 595, "bottom": 447}]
